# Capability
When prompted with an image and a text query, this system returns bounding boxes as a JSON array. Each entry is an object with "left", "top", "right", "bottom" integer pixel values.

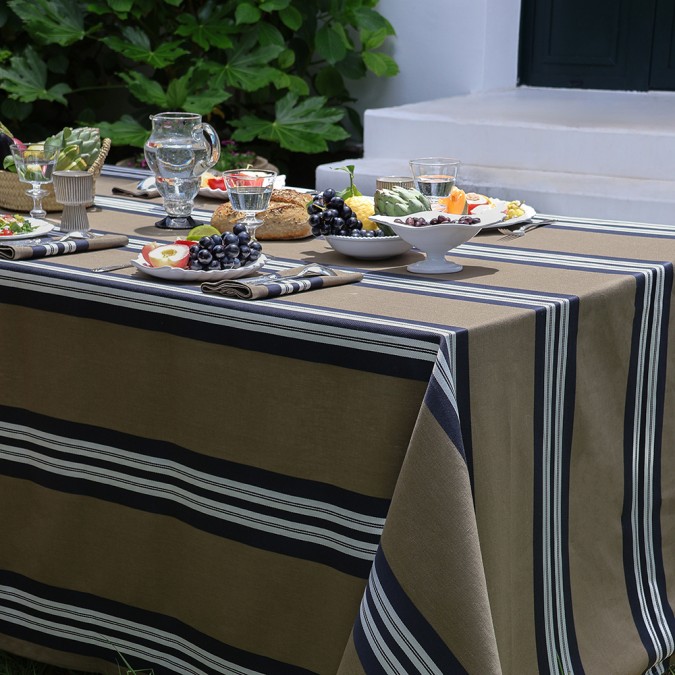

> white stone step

[
  {"left": 315, "top": 158, "right": 675, "bottom": 225},
  {"left": 361, "top": 87, "right": 675, "bottom": 182},
  {"left": 315, "top": 87, "right": 675, "bottom": 225}
]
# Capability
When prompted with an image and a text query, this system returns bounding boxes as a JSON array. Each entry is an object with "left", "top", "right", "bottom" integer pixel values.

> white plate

[
  {"left": 131, "top": 254, "right": 267, "bottom": 281},
  {"left": 0, "top": 218, "right": 54, "bottom": 240},
  {"left": 198, "top": 174, "right": 287, "bottom": 200},
  {"left": 325, "top": 234, "right": 412, "bottom": 260},
  {"left": 473, "top": 200, "right": 537, "bottom": 229}
]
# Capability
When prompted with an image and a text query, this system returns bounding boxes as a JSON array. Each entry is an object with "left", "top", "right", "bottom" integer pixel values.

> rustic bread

[{"left": 211, "top": 189, "right": 313, "bottom": 240}]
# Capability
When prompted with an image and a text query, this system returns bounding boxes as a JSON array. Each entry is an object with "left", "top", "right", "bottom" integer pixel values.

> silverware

[
  {"left": 91, "top": 262, "right": 134, "bottom": 273},
  {"left": 497, "top": 219, "right": 556, "bottom": 241},
  {"left": 246, "top": 263, "right": 338, "bottom": 285}
]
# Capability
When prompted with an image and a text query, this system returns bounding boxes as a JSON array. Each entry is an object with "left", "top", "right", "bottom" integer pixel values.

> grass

[
  {"left": 0, "top": 649, "right": 99, "bottom": 674},
  {"left": 0, "top": 648, "right": 153, "bottom": 675}
]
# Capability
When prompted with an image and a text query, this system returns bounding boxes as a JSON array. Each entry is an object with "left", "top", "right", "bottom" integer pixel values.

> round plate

[
  {"left": 0, "top": 218, "right": 54, "bottom": 240},
  {"left": 473, "top": 200, "right": 537, "bottom": 229},
  {"left": 325, "top": 234, "right": 412, "bottom": 260},
  {"left": 131, "top": 254, "right": 267, "bottom": 281}
]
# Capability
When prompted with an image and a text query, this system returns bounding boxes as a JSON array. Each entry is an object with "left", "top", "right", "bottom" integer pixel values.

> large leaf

[
  {"left": 279, "top": 5, "right": 302, "bottom": 30},
  {"left": 362, "top": 51, "right": 399, "bottom": 77},
  {"left": 119, "top": 67, "right": 231, "bottom": 114},
  {"left": 102, "top": 27, "right": 189, "bottom": 68},
  {"left": 231, "top": 92, "right": 348, "bottom": 153},
  {"left": 235, "top": 2, "right": 261, "bottom": 24},
  {"left": 118, "top": 71, "right": 169, "bottom": 107},
  {"left": 105, "top": 0, "right": 134, "bottom": 14},
  {"left": 8, "top": 0, "right": 85, "bottom": 46},
  {"left": 224, "top": 43, "right": 285, "bottom": 91},
  {"left": 315, "top": 24, "right": 349, "bottom": 65},
  {"left": 256, "top": 22, "right": 285, "bottom": 48},
  {"left": 176, "top": 13, "right": 234, "bottom": 50},
  {"left": 0, "top": 46, "right": 71, "bottom": 104},
  {"left": 96, "top": 114, "right": 149, "bottom": 149},
  {"left": 349, "top": 6, "right": 394, "bottom": 34},
  {"left": 260, "top": 0, "right": 290, "bottom": 10}
]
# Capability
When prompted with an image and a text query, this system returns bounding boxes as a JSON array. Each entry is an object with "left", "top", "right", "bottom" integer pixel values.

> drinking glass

[
  {"left": 409, "top": 157, "right": 461, "bottom": 210},
  {"left": 10, "top": 142, "right": 60, "bottom": 219},
  {"left": 144, "top": 112, "right": 220, "bottom": 229},
  {"left": 222, "top": 169, "right": 277, "bottom": 243}
]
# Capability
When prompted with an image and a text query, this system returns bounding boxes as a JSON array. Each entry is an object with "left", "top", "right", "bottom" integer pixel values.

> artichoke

[{"left": 45, "top": 127, "right": 102, "bottom": 171}]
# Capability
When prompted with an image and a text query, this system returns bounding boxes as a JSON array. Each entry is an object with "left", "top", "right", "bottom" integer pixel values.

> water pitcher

[{"left": 144, "top": 112, "right": 220, "bottom": 229}]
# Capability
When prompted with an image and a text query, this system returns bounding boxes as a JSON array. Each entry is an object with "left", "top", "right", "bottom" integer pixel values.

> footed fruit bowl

[
  {"left": 370, "top": 210, "right": 502, "bottom": 273},
  {"left": 324, "top": 234, "right": 412, "bottom": 260}
]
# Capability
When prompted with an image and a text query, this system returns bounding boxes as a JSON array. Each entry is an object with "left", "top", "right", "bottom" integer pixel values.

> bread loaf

[{"left": 211, "top": 189, "right": 313, "bottom": 240}]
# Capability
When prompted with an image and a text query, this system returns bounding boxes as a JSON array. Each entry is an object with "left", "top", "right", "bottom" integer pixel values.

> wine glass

[
  {"left": 10, "top": 142, "right": 60, "bottom": 220},
  {"left": 222, "top": 169, "right": 277, "bottom": 243},
  {"left": 409, "top": 157, "right": 461, "bottom": 210}
]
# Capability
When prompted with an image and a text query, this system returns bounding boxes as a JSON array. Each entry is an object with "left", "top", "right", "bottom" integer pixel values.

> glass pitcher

[{"left": 144, "top": 112, "right": 220, "bottom": 229}]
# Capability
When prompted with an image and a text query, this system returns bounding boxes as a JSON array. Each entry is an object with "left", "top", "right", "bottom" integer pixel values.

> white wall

[{"left": 349, "top": 0, "right": 523, "bottom": 114}]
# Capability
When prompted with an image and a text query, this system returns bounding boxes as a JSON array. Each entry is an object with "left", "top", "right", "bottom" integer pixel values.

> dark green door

[{"left": 519, "top": 0, "right": 675, "bottom": 91}]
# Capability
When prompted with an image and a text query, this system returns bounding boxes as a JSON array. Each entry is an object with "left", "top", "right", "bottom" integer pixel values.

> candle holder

[{"left": 53, "top": 171, "right": 95, "bottom": 237}]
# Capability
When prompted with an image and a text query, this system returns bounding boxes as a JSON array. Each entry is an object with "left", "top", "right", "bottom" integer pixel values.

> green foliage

[{"left": 0, "top": 0, "right": 398, "bottom": 158}]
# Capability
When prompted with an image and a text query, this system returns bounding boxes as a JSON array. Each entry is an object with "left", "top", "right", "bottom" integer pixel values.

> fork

[{"left": 497, "top": 219, "right": 556, "bottom": 241}]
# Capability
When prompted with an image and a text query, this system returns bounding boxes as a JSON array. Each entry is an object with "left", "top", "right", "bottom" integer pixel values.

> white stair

[{"left": 316, "top": 87, "right": 675, "bottom": 225}]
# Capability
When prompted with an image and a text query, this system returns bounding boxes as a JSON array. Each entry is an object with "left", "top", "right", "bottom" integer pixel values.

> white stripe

[
  {"left": 369, "top": 565, "right": 443, "bottom": 675},
  {"left": 1, "top": 421, "right": 384, "bottom": 533},
  {"left": 1, "top": 444, "right": 378, "bottom": 559},
  {"left": 0, "top": 586, "right": 260, "bottom": 675},
  {"left": 359, "top": 593, "right": 407, "bottom": 674}
]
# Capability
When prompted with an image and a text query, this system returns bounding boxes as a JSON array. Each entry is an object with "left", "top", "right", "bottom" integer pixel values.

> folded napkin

[
  {"left": 0, "top": 234, "right": 129, "bottom": 261},
  {"left": 201, "top": 266, "right": 363, "bottom": 300}
]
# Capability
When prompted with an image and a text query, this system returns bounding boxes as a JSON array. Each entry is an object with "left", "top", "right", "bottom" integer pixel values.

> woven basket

[{"left": 0, "top": 138, "right": 111, "bottom": 213}]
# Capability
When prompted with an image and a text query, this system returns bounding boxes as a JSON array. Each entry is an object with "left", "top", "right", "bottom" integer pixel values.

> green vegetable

[{"left": 336, "top": 165, "right": 363, "bottom": 199}]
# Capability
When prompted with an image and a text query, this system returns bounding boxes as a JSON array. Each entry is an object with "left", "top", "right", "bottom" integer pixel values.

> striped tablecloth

[{"left": 0, "top": 171, "right": 673, "bottom": 675}]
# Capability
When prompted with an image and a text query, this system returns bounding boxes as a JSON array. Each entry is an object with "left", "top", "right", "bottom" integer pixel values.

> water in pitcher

[{"left": 145, "top": 140, "right": 210, "bottom": 215}]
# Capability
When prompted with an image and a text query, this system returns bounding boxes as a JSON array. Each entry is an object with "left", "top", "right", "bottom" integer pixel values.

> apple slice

[
  {"left": 141, "top": 241, "right": 161, "bottom": 264},
  {"left": 147, "top": 243, "right": 190, "bottom": 268}
]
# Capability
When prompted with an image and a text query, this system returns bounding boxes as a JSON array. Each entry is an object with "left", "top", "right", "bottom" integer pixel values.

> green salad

[{"left": 0, "top": 214, "right": 37, "bottom": 236}]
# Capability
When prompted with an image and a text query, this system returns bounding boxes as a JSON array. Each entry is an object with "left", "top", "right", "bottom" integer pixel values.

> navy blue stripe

[
  {"left": 621, "top": 271, "right": 657, "bottom": 663},
  {"left": 558, "top": 297, "right": 583, "bottom": 674},
  {"left": 0, "top": 406, "right": 385, "bottom": 578},
  {"left": 354, "top": 549, "right": 468, "bottom": 674},
  {"left": 622, "top": 264, "right": 675, "bottom": 669},
  {"left": 532, "top": 294, "right": 583, "bottom": 674},
  {"left": 0, "top": 569, "right": 315, "bottom": 674},
  {"left": 423, "top": 340, "right": 467, "bottom": 463},
  {"left": 454, "top": 329, "right": 474, "bottom": 487},
  {"left": 648, "top": 263, "right": 675, "bottom": 648},
  {"left": 0, "top": 266, "right": 438, "bottom": 382}
]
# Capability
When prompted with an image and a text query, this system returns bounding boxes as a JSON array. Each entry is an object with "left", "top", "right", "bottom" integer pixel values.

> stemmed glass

[
  {"left": 221, "top": 169, "right": 277, "bottom": 243},
  {"left": 10, "top": 143, "right": 60, "bottom": 220},
  {"left": 409, "top": 157, "right": 461, "bottom": 210}
]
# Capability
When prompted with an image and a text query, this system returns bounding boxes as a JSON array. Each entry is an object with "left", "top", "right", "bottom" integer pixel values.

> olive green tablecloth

[{"left": 0, "top": 172, "right": 672, "bottom": 674}]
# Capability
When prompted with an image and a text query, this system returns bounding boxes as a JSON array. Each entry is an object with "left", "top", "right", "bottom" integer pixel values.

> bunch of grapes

[
  {"left": 308, "top": 188, "right": 370, "bottom": 238},
  {"left": 188, "top": 223, "right": 262, "bottom": 271}
]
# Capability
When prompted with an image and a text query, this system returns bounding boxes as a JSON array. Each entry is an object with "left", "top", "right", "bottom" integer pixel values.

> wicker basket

[{"left": 0, "top": 138, "right": 111, "bottom": 213}]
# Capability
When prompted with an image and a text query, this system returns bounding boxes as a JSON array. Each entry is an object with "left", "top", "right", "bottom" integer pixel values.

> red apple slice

[
  {"left": 141, "top": 242, "right": 161, "bottom": 264},
  {"left": 147, "top": 243, "right": 191, "bottom": 269}
]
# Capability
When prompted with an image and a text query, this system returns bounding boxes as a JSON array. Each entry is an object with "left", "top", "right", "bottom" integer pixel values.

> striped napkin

[
  {"left": 0, "top": 235, "right": 129, "bottom": 261},
  {"left": 201, "top": 266, "right": 363, "bottom": 300}
]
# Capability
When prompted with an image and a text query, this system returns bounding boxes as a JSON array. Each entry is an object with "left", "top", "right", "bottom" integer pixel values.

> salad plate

[
  {"left": 131, "top": 254, "right": 267, "bottom": 282},
  {"left": 0, "top": 217, "right": 54, "bottom": 240},
  {"left": 473, "top": 200, "right": 536, "bottom": 229}
]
